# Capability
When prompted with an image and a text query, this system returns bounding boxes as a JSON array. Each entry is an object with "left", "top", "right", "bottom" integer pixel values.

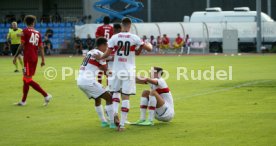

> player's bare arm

[
  {"left": 136, "top": 76, "right": 148, "bottom": 84},
  {"left": 39, "top": 46, "right": 45, "bottom": 67},
  {"left": 94, "top": 48, "right": 112, "bottom": 60},
  {"left": 146, "top": 78, "right": 158, "bottom": 85},
  {"left": 136, "top": 42, "right": 153, "bottom": 55}
]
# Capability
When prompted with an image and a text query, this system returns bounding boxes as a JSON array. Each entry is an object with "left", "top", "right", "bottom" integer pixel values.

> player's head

[
  {"left": 121, "top": 17, "right": 132, "bottom": 32},
  {"left": 24, "top": 15, "right": 36, "bottom": 27},
  {"left": 11, "top": 22, "right": 18, "bottom": 29},
  {"left": 103, "top": 16, "right": 110, "bottom": 25},
  {"left": 96, "top": 37, "right": 108, "bottom": 52},
  {"left": 113, "top": 23, "right": 122, "bottom": 34},
  {"left": 87, "top": 34, "right": 91, "bottom": 38},
  {"left": 177, "top": 33, "right": 180, "bottom": 37},
  {"left": 151, "top": 66, "right": 163, "bottom": 78}
]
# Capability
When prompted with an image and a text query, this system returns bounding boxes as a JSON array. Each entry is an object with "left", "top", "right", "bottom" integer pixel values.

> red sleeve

[{"left": 38, "top": 33, "right": 43, "bottom": 47}]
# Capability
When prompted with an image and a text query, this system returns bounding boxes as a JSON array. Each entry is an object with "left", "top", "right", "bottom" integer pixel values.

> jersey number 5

[
  {"left": 29, "top": 33, "right": 39, "bottom": 46},
  {"left": 104, "top": 29, "right": 110, "bottom": 39},
  {"left": 117, "top": 41, "right": 130, "bottom": 56}
]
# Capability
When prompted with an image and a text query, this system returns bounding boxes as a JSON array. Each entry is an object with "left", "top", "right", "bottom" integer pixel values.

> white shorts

[
  {"left": 78, "top": 82, "right": 106, "bottom": 99},
  {"left": 110, "top": 75, "right": 136, "bottom": 95},
  {"left": 155, "top": 102, "right": 174, "bottom": 122}
]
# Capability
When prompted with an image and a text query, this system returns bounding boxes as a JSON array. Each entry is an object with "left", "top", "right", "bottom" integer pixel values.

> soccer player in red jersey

[
  {"left": 95, "top": 16, "right": 114, "bottom": 84},
  {"left": 13, "top": 15, "right": 52, "bottom": 106},
  {"left": 95, "top": 16, "right": 114, "bottom": 39}
]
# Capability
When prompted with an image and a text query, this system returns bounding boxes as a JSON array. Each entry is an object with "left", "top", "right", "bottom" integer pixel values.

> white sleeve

[{"left": 97, "top": 52, "right": 106, "bottom": 65}]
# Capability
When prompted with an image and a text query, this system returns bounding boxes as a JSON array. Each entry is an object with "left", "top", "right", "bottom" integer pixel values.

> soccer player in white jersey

[
  {"left": 135, "top": 67, "right": 175, "bottom": 125},
  {"left": 94, "top": 17, "right": 152, "bottom": 131},
  {"left": 106, "top": 23, "right": 122, "bottom": 114},
  {"left": 77, "top": 38, "right": 119, "bottom": 129}
]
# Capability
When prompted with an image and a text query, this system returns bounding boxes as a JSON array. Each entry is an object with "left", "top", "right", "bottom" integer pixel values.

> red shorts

[{"left": 24, "top": 60, "right": 38, "bottom": 76}]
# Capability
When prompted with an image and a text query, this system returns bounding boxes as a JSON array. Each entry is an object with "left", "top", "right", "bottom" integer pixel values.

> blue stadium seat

[
  {"left": 66, "top": 33, "right": 72, "bottom": 38},
  {"left": 18, "top": 23, "right": 25, "bottom": 28},
  {"left": 65, "top": 23, "right": 72, "bottom": 27},
  {"left": 41, "top": 23, "right": 47, "bottom": 28},
  {"left": 41, "top": 28, "right": 47, "bottom": 34},
  {"left": 53, "top": 23, "right": 59, "bottom": 28},
  {"left": 58, "top": 28, "right": 65, "bottom": 33},
  {"left": 0, "top": 23, "right": 5, "bottom": 27},
  {"left": 36, "top": 23, "right": 41, "bottom": 28},
  {"left": 60, "top": 23, "right": 65, "bottom": 27},
  {"left": 48, "top": 23, "right": 54, "bottom": 27}
]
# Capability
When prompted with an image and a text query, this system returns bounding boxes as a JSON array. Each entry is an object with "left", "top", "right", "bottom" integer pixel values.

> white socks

[
  {"left": 140, "top": 97, "right": 148, "bottom": 120},
  {"left": 105, "top": 104, "right": 115, "bottom": 124},
  {"left": 148, "top": 96, "right": 157, "bottom": 121},
  {"left": 95, "top": 105, "right": 107, "bottom": 122},
  {"left": 120, "top": 100, "right": 130, "bottom": 127},
  {"left": 112, "top": 92, "right": 121, "bottom": 114}
]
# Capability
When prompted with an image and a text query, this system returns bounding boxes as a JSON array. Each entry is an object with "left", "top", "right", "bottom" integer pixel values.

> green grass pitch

[{"left": 0, "top": 54, "right": 276, "bottom": 146}]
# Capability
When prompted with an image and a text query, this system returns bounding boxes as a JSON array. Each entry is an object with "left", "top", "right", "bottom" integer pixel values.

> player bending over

[
  {"left": 77, "top": 37, "right": 119, "bottom": 129},
  {"left": 135, "top": 67, "right": 175, "bottom": 125},
  {"left": 13, "top": 15, "right": 52, "bottom": 106},
  {"left": 94, "top": 17, "right": 152, "bottom": 131}
]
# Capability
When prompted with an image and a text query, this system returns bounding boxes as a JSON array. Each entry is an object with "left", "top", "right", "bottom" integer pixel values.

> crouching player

[
  {"left": 135, "top": 67, "right": 174, "bottom": 125},
  {"left": 77, "top": 38, "right": 119, "bottom": 129}
]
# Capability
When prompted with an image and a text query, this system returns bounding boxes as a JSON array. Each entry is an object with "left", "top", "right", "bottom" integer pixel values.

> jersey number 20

[
  {"left": 29, "top": 33, "right": 39, "bottom": 46},
  {"left": 117, "top": 41, "right": 130, "bottom": 56}
]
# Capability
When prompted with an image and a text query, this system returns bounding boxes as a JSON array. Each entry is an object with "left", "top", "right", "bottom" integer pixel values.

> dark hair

[
  {"left": 103, "top": 16, "right": 110, "bottom": 24},
  {"left": 154, "top": 67, "right": 163, "bottom": 76},
  {"left": 24, "top": 15, "right": 36, "bottom": 26},
  {"left": 96, "top": 37, "right": 108, "bottom": 47},
  {"left": 113, "top": 23, "right": 121, "bottom": 33},
  {"left": 121, "top": 17, "right": 132, "bottom": 26}
]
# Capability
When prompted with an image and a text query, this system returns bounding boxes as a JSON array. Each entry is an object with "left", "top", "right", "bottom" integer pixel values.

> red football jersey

[
  {"left": 95, "top": 24, "right": 114, "bottom": 39},
  {"left": 21, "top": 27, "right": 42, "bottom": 62}
]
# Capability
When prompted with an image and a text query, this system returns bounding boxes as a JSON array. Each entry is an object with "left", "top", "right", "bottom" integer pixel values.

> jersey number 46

[{"left": 29, "top": 33, "right": 39, "bottom": 46}]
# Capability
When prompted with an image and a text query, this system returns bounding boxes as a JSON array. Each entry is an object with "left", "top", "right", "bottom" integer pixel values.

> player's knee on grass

[{"left": 141, "top": 90, "right": 150, "bottom": 98}]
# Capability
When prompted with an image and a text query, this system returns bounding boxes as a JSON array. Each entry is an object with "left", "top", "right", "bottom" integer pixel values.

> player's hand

[
  {"left": 12, "top": 57, "right": 16, "bottom": 65},
  {"left": 41, "top": 61, "right": 45, "bottom": 67}
]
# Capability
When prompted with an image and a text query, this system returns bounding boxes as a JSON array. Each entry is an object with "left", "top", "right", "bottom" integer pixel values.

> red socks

[{"left": 21, "top": 77, "right": 47, "bottom": 102}]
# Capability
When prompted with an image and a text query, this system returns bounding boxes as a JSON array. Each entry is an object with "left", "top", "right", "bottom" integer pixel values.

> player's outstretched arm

[
  {"left": 146, "top": 78, "right": 158, "bottom": 85},
  {"left": 94, "top": 48, "right": 112, "bottom": 60},
  {"left": 136, "top": 76, "right": 148, "bottom": 84},
  {"left": 39, "top": 46, "right": 45, "bottom": 67},
  {"left": 136, "top": 42, "right": 153, "bottom": 55},
  {"left": 142, "top": 42, "right": 153, "bottom": 52}
]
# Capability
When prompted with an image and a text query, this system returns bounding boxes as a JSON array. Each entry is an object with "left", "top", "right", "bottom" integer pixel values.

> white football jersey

[
  {"left": 77, "top": 49, "right": 106, "bottom": 85},
  {"left": 150, "top": 78, "right": 174, "bottom": 112},
  {"left": 108, "top": 32, "right": 144, "bottom": 76}
]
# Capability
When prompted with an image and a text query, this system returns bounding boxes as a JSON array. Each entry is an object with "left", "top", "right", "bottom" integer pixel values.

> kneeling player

[
  {"left": 77, "top": 38, "right": 119, "bottom": 129},
  {"left": 135, "top": 67, "right": 174, "bottom": 125}
]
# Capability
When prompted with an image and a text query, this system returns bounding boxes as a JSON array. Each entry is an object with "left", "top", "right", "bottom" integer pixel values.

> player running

[
  {"left": 135, "top": 67, "right": 175, "bottom": 125},
  {"left": 13, "top": 15, "right": 52, "bottom": 106},
  {"left": 8, "top": 22, "right": 23, "bottom": 72},
  {"left": 94, "top": 17, "right": 152, "bottom": 131},
  {"left": 77, "top": 37, "right": 119, "bottom": 129}
]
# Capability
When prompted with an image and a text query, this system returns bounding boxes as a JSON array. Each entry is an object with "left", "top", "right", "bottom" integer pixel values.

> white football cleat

[
  {"left": 44, "top": 94, "right": 52, "bottom": 106},
  {"left": 14, "top": 101, "right": 26, "bottom": 106}
]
